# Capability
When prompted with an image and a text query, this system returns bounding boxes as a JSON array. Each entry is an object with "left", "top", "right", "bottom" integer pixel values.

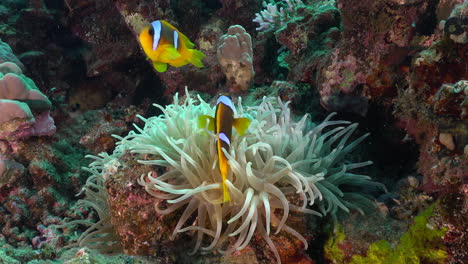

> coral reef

[
  {"left": 325, "top": 205, "right": 448, "bottom": 264},
  {"left": 441, "top": 1, "right": 467, "bottom": 44},
  {"left": 0, "top": 158, "right": 25, "bottom": 187},
  {"left": 217, "top": 25, "right": 255, "bottom": 92},
  {"left": 388, "top": 176, "right": 433, "bottom": 220},
  {"left": 0, "top": 38, "right": 137, "bottom": 262},
  {"left": 317, "top": 0, "right": 432, "bottom": 115},
  {"left": 0, "top": 0, "right": 466, "bottom": 263},
  {"left": 395, "top": 38, "right": 467, "bottom": 195}
]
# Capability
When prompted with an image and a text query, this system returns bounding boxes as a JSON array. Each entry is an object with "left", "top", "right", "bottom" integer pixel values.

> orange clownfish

[
  {"left": 139, "top": 20, "right": 205, "bottom": 72},
  {"left": 198, "top": 95, "right": 251, "bottom": 203}
]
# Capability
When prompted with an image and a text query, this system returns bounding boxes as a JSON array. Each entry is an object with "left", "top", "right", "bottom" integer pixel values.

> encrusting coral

[
  {"left": 324, "top": 204, "right": 448, "bottom": 264},
  {"left": 76, "top": 90, "right": 383, "bottom": 263}
]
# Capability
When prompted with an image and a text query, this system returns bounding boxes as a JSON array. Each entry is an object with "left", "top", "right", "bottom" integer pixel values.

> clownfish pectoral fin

[
  {"left": 233, "top": 117, "right": 251, "bottom": 135},
  {"left": 198, "top": 115, "right": 215, "bottom": 131},
  {"left": 188, "top": 49, "right": 205, "bottom": 68},
  {"left": 153, "top": 61, "right": 168, "bottom": 72},
  {"left": 159, "top": 45, "right": 182, "bottom": 61}
]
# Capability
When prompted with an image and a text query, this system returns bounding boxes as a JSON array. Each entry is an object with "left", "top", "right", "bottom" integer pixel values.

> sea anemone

[
  {"left": 100, "top": 90, "right": 382, "bottom": 263},
  {"left": 56, "top": 150, "right": 123, "bottom": 253}
]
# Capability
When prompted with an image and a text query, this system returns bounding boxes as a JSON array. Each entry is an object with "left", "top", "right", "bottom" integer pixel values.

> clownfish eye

[{"left": 149, "top": 27, "right": 154, "bottom": 36}]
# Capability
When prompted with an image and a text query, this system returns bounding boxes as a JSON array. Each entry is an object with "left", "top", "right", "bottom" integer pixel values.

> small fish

[
  {"left": 139, "top": 20, "right": 205, "bottom": 72},
  {"left": 198, "top": 95, "right": 251, "bottom": 203}
]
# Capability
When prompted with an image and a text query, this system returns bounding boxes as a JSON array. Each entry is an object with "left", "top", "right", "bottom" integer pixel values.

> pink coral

[
  {"left": 0, "top": 45, "right": 55, "bottom": 141},
  {"left": 32, "top": 224, "right": 56, "bottom": 249},
  {"left": 0, "top": 73, "right": 51, "bottom": 106},
  {"left": 0, "top": 41, "right": 24, "bottom": 70},
  {"left": 17, "top": 111, "right": 56, "bottom": 138},
  {"left": 0, "top": 100, "right": 34, "bottom": 124}
]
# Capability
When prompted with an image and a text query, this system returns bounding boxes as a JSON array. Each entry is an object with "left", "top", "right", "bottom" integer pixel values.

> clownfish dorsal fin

[
  {"left": 159, "top": 20, "right": 194, "bottom": 48},
  {"left": 233, "top": 117, "right": 251, "bottom": 135},
  {"left": 180, "top": 33, "right": 195, "bottom": 48},
  {"left": 159, "top": 45, "right": 181, "bottom": 61},
  {"left": 160, "top": 20, "right": 178, "bottom": 31},
  {"left": 198, "top": 115, "right": 215, "bottom": 131}
]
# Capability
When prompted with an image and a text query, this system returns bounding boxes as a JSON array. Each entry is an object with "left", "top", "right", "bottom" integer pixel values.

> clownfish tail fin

[
  {"left": 223, "top": 181, "right": 231, "bottom": 203},
  {"left": 188, "top": 49, "right": 205, "bottom": 68}
]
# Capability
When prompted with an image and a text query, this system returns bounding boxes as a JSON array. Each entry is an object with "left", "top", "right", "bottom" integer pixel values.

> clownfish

[
  {"left": 198, "top": 95, "right": 251, "bottom": 203},
  {"left": 138, "top": 20, "right": 205, "bottom": 72}
]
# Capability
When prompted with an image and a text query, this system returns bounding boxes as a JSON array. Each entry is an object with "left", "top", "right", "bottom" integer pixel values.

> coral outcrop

[
  {"left": 395, "top": 39, "right": 467, "bottom": 195},
  {"left": 217, "top": 25, "right": 255, "bottom": 92},
  {"left": 0, "top": 40, "right": 55, "bottom": 142}
]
